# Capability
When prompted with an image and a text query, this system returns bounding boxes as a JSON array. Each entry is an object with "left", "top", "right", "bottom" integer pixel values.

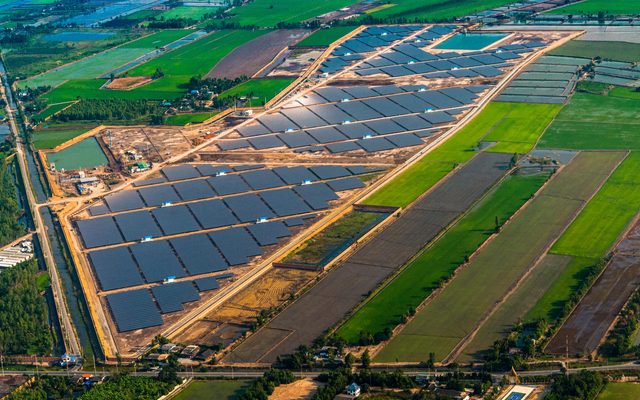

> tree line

[
  {"left": 0, "top": 158, "right": 24, "bottom": 247},
  {"left": 54, "top": 99, "right": 164, "bottom": 123}
]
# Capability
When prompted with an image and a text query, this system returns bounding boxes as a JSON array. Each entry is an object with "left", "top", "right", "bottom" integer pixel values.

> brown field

[
  {"left": 207, "top": 30, "right": 311, "bottom": 79},
  {"left": 105, "top": 76, "right": 151, "bottom": 90},
  {"left": 269, "top": 378, "right": 319, "bottom": 400}
]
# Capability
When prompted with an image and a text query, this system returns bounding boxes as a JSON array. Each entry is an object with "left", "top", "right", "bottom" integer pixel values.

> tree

[
  {"left": 344, "top": 352, "right": 355, "bottom": 368},
  {"left": 361, "top": 350, "right": 371, "bottom": 368}
]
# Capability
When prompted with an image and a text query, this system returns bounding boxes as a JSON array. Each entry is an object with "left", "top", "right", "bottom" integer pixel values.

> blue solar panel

[
  {"left": 325, "top": 141, "right": 361, "bottom": 154},
  {"left": 193, "top": 277, "right": 220, "bottom": 291},
  {"left": 356, "top": 137, "right": 396, "bottom": 152},
  {"left": 327, "top": 177, "right": 366, "bottom": 192},
  {"left": 77, "top": 216, "right": 123, "bottom": 248},
  {"left": 258, "top": 112, "right": 298, "bottom": 132},
  {"left": 195, "top": 164, "right": 233, "bottom": 176},
  {"left": 133, "top": 177, "right": 167, "bottom": 187},
  {"left": 162, "top": 165, "right": 201, "bottom": 181},
  {"left": 260, "top": 189, "right": 311, "bottom": 217},
  {"left": 347, "top": 166, "right": 385, "bottom": 175},
  {"left": 284, "top": 217, "right": 305, "bottom": 227},
  {"left": 88, "top": 203, "right": 109, "bottom": 216},
  {"left": 293, "top": 183, "right": 339, "bottom": 210},
  {"left": 209, "top": 227, "right": 262, "bottom": 265},
  {"left": 392, "top": 115, "right": 433, "bottom": 131},
  {"left": 218, "top": 139, "right": 250, "bottom": 151},
  {"left": 207, "top": 174, "right": 251, "bottom": 196},
  {"left": 104, "top": 190, "right": 145, "bottom": 212},
  {"left": 138, "top": 185, "right": 181, "bottom": 207},
  {"left": 309, "top": 165, "right": 352, "bottom": 180},
  {"left": 364, "top": 119, "right": 406, "bottom": 135},
  {"left": 272, "top": 166, "right": 317, "bottom": 185},
  {"left": 188, "top": 199, "right": 238, "bottom": 229},
  {"left": 307, "top": 127, "right": 347, "bottom": 144},
  {"left": 233, "top": 164, "right": 264, "bottom": 172},
  {"left": 172, "top": 179, "right": 216, "bottom": 201},
  {"left": 130, "top": 241, "right": 186, "bottom": 283},
  {"left": 152, "top": 205, "right": 201, "bottom": 235},
  {"left": 224, "top": 194, "right": 274, "bottom": 223},
  {"left": 278, "top": 132, "right": 318, "bottom": 148},
  {"left": 114, "top": 210, "right": 162, "bottom": 242},
  {"left": 336, "top": 123, "right": 373, "bottom": 139},
  {"left": 386, "top": 133, "right": 424, "bottom": 148},
  {"left": 241, "top": 169, "right": 285, "bottom": 190},
  {"left": 88, "top": 247, "right": 144, "bottom": 291},
  {"left": 151, "top": 282, "right": 200, "bottom": 313},
  {"left": 248, "top": 135, "right": 285, "bottom": 150},
  {"left": 420, "top": 111, "right": 455, "bottom": 125},
  {"left": 106, "top": 289, "right": 163, "bottom": 332},
  {"left": 236, "top": 122, "right": 270, "bottom": 137},
  {"left": 170, "top": 234, "right": 228, "bottom": 275},
  {"left": 247, "top": 221, "right": 291, "bottom": 246}
]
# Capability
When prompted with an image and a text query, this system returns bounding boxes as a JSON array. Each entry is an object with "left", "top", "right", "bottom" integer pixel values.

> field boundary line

[{"left": 445, "top": 151, "right": 628, "bottom": 364}]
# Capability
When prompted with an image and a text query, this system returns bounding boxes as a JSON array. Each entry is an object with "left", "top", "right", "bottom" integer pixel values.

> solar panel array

[
  {"left": 225, "top": 84, "right": 490, "bottom": 154},
  {"left": 588, "top": 60, "right": 640, "bottom": 88},
  {"left": 496, "top": 55, "right": 588, "bottom": 104},
  {"left": 81, "top": 165, "right": 380, "bottom": 291}
]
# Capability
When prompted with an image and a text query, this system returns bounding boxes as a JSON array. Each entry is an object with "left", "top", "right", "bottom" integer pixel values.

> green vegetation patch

[
  {"left": 546, "top": 0, "right": 640, "bottom": 15},
  {"left": 219, "top": 78, "right": 295, "bottom": 105},
  {"left": 226, "top": 0, "right": 356, "bottom": 28},
  {"left": 482, "top": 102, "right": 561, "bottom": 154},
  {"left": 338, "top": 172, "right": 549, "bottom": 344},
  {"left": 538, "top": 92, "right": 640, "bottom": 150},
  {"left": 173, "top": 380, "right": 250, "bottom": 400},
  {"left": 33, "top": 125, "right": 95, "bottom": 149},
  {"left": 128, "top": 30, "right": 265, "bottom": 93},
  {"left": 295, "top": 27, "right": 357, "bottom": 47},
  {"left": 31, "top": 101, "right": 75, "bottom": 122},
  {"left": 0, "top": 259, "right": 51, "bottom": 355},
  {"left": 363, "top": 102, "right": 540, "bottom": 208},
  {"left": 375, "top": 151, "right": 625, "bottom": 362},
  {"left": 549, "top": 40, "right": 640, "bottom": 63},
  {"left": 0, "top": 158, "right": 24, "bottom": 246},
  {"left": 165, "top": 112, "right": 218, "bottom": 125},
  {"left": 19, "top": 30, "right": 192, "bottom": 89},
  {"left": 597, "top": 383, "right": 640, "bottom": 399},
  {"left": 366, "top": 0, "right": 514, "bottom": 21},
  {"left": 158, "top": 6, "right": 219, "bottom": 20},
  {"left": 552, "top": 152, "right": 640, "bottom": 258},
  {"left": 284, "top": 211, "right": 386, "bottom": 266},
  {"left": 42, "top": 79, "right": 181, "bottom": 105}
]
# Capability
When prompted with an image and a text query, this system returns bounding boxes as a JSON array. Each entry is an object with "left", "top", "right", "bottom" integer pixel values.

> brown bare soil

[
  {"left": 206, "top": 30, "right": 311, "bottom": 79},
  {"left": 105, "top": 76, "right": 152, "bottom": 90},
  {"left": 269, "top": 378, "right": 319, "bottom": 400}
]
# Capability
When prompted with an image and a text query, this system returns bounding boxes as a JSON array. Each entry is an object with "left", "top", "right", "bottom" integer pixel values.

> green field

[
  {"left": 458, "top": 253, "right": 573, "bottom": 362},
  {"left": 546, "top": 0, "right": 640, "bottom": 15},
  {"left": 367, "top": 0, "right": 514, "bottom": 21},
  {"left": 295, "top": 27, "right": 357, "bottom": 47},
  {"left": 337, "top": 172, "right": 550, "bottom": 344},
  {"left": 19, "top": 30, "right": 192, "bottom": 89},
  {"left": 374, "top": 151, "right": 625, "bottom": 362},
  {"left": 227, "top": 0, "right": 356, "bottom": 28},
  {"left": 482, "top": 102, "right": 561, "bottom": 154},
  {"left": 538, "top": 92, "right": 640, "bottom": 150},
  {"left": 219, "top": 78, "right": 295, "bottom": 105},
  {"left": 363, "top": 102, "right": 546, "bottom": 208},
  {"left": 128, "top": 30, "right": 265, "bottom": 93},
  {"left": 158, "top": 6, "right": 218, "bottom": 20},
  {"left": 33, "top": 125, "right": 95, "bottom": 149},
  {"left": 173, "top": 380, "right": 250, "bottom": 400},
  {"left": 549, "top": 40, "right": 640, "bottom": 63},
  {"left": 31, "top": 101, "right": 74, "bottom": 122},
  {"left": 41, "top": 79, "right": 180, "bottom": 105},
  {"left": 597, "top": 383, "right": 640, "bottom": 399},
  {"left": 165, "top": 112, "right": 218, "bottom": 125},
  {"left": 551, "top": 152, "right": 640, "bottom": 258}
]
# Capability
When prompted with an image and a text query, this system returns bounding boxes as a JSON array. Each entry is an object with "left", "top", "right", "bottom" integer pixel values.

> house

[
  {"left": 434, "top": 388, "right": 470, "bottom": 400},
  {"left": 160, "top": 343, "right": 177, "bottom": 353},
  {"left": 346, "top": 382, "right": 361, "bottom": 397},
  {"left": 181, "top": 345, "right": 201, "bottom": 359}
]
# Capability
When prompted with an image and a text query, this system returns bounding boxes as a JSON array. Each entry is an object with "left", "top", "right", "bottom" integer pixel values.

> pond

[
  {"left": 43, "top": 31, "right": 116, "bottom": 42},
  {"left": 48, "top": 137, "right": 108, "bottom": 171},
  {"left": 435, "top": 32, "right": 509, "bottom": 50}
]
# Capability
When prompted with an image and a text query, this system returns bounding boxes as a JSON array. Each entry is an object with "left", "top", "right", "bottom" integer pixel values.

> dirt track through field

[
  {"left": 224, "top": 151, "right": 512, "bottom": 364},
  {"left": 206, "top": 30, "right": 310, "bottom": 79},
  {"left": 546, "top": 219, "right": 640, "bottom": 356}
]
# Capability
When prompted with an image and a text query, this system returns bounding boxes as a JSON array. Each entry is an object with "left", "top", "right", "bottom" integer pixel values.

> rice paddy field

[
  {"left": 164, "top": 112, "right": 218, "bottom": 126},
  {"left": 597, "top": 383, "right": 640, "bottom": 399},
  {"left": 158, "top": 6, "right": 218, "bottom": 20},
  {"left": 32, "top": 125, "right": 96, "bottom": 150},
  {"left": 127, "top": 30, "right": 265, "bottom": 93},
  {"left": 19, "top": 30, "right": 192, "bottom": 89},
  {"left": 366, "top": 0, "right": 513, "bottom": 21},
  {"left": 363, "top": 101, "right": 556, "bottom": 208},
  {"left": 538, "top": 92, "right": 640, "bottom": 150},
  {"left": 549, "top": 40, "right": 640, "bottom": 63},
  {"left": 173, "top": 380, "right": 250, "bottom": 400},
  {"left": 41, "top": 79, "right": 179, "bottom": 105},
  {"left": 337, "top": 172, "right": 550, "bottom": 344},
  {"left": 295, "top": 27, "right": 357, "bottom": 47},
  {"left": 218, "top": 78, "right": 295, "bottom": 105},
  {"left": 226, "top": 0, "right": 356, "bottom": 27},
  {"left": 374, "top": 151, "right": 624, "bottom": 362},
  {"left": 546, "top": 0, "right": 640, "bottom": 15}
]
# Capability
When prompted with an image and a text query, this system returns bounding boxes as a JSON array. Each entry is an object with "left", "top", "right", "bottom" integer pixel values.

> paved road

[{"left": 0, "top": 63, "right": 82, "bottom": 356}]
